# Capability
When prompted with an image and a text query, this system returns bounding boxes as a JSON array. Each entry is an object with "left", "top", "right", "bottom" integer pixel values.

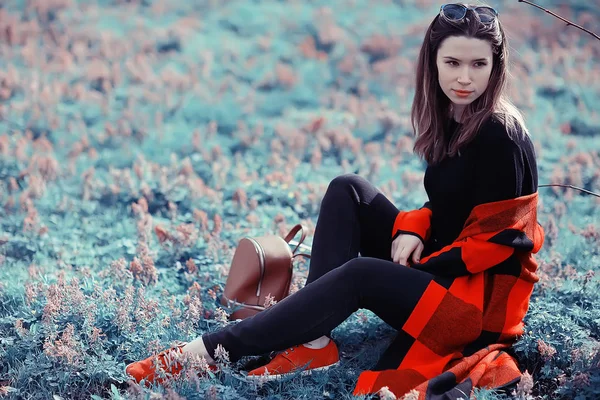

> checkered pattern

[{"left": 353, "top": 192, "right": 545, "bottom": 399}]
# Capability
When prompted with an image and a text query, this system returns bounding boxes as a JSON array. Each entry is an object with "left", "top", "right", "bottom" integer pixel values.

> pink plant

[
  {"left": 583, "top": 270, "right": 595, "bottom": 286},
  {"left": 543, "top": 215, "right": 558, "bottom": 244},
  {"left": 131, "top": 197, "right": 149, "bottom": 216},
  {"left": 553, "top": 202, "right": 566, "bottom": 219},
  {"left": 0, "top": 135, "right": 10, "bottom": 157},
  {"left": 537, "top": 339, "right": 557, "bottom": 361},
  {"left": 42, "top": 282, "right": 63, "bottom": 326},
  {"left": 66, "top": 277, "right": 93, "bottom": 321},
  {"left": 207, "top": 289, "right": 217, "bottom": 301},
  {"left": 214, "top": 308, "right": 229, "bottom": 325},
  {"left": 567, "top": 164, "right": 583, "bottom": 188},
  {"left": 513, "top": 370, "right": 534, "bottom": 396},
  {"left": 31, "top": 154, "right": 59, "bottom": 182},
  {"left": 115, "top": 285, "right": 135, "bottom": 333},
  {"left": 184, "top": 282, "right": 202, "bottom": 304},
  {"left": 132, "top": 289, "right": 159, "bottom": 328},
  {"left": 377, "top": 386, "right": 397, "bottom": 400},
  {"left": 213, "top": 344, "right": 230, "bottom": 364},
  {"left": 549, "top": 166, "right": 566, "bottom": 196},
  {"left": 361, "top": 34, "right": 402, "bottom": 60},
  {"left": 572, "top": 372, "right": 590, "bottom": 388},
  {"left": 204, "top": 234, "right": 230, "bottom": 264},
  {"left": 401, "top": 170, "right": 424, "bottom": 195},
  {"left": 232, "top": 188, "right": 248, "bottom": 209},
  {"left": 263, "top": 294, "right": 277, "bottom": 309},
  {"left": 180, "top": 350, "right": 213, "bottom": 380},
  {"left": 43, "top": 323, "right": 83, "bottom": 367},
  {"left": 212, "top": 213, "right": 222, "bottom": 236},
  {"left": 181, "top": 295, "right": 203, "bottom": 330},
  {"left": 15, "top": 319, "right": 28, "bottom": 337},
  {"left": 0, "top": 385, "right": 13, "bottom": 396},
  {"left": 186, "top": 259, "right": 198, "bottom": 274},
  {"left": 136, "top": 214, "right": 154, "bottom": 244},
  {"left": 21, "top": 175, "right": 46, "bottom": 202},
  {"left": 243, "top": 213, "right": 259, "bottom": 228},
  {"left": 193, "top": 209, "right": 209, "bottom": 231},
  {"left": 289, "top": 276, "right": 303, "bottom": 296},
  {"left": 174, "top": 223, "right": 198, "bottom": 247},
  {"left": 99, "top": 258, "right": 133, "bottom": 283},
  {"left": 22, "top": 199, "right": 41, "bottom": 233},
  {"left": 355, "top": 311, "right": 369, "bottom": 324},
  {"left": 89, "top": 327, "right": 106, "bottom": 344},
  {"left": 298, "top": 36, "right": 328, "bottom": 61},
  {"left": 248, "top": 198, "right": 258, "bottom": 211},
  {"left": 580, "top": 224, "right": 600, "bottom": 242},
  {"left": 400, "top": 389, "right": 419, "bottom": 400},
  {"left": 128, "top": 255, "right": 158, "bottom": 286}
]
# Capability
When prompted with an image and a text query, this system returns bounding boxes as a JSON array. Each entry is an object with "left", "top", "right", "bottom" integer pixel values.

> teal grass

[{"left": 0, "top": 0, "right": 599, "bottom": 399}]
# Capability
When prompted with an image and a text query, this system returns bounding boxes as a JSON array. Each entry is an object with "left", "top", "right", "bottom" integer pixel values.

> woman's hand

[{"left": 391, "top": 234, "right": 424, "bottom": 266}]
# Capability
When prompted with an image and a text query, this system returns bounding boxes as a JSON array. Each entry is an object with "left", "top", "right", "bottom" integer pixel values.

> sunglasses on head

[{"left": 439, "top": 3, "right": 498, "bottom": 24}]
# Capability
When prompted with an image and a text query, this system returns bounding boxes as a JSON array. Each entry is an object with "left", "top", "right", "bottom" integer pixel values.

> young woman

[{"left": 126, "top": 3, "right": 544, "bottom": 398}]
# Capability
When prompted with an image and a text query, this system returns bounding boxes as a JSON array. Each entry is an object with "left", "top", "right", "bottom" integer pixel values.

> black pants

[{"left": 202, "top": 174, "right": 437, "bottom": 363}]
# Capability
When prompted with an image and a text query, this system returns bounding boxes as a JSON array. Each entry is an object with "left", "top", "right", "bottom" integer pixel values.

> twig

[
  {"left": 539, "top": 184, "right": 600, "bottom": 198},
  {"left": 518, "top": 1, "right": 600, "bottom": 199},
  {"left": 518, "top": 0, "right": 600, "bottom": 41}
]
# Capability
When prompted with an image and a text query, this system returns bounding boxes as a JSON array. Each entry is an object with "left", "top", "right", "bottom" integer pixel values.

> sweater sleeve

[{"left": 391, "top": 201, "right": 433, "bottom": 243}]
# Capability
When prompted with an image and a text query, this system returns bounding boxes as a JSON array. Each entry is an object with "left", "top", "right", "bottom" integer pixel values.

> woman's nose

[{"left": 457, "top": 68, "right": 472, "bottom": 84}]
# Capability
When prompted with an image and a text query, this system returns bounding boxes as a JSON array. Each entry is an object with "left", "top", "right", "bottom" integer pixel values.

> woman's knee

[
  {"left": 328, "top": 173, "right": 362, "bottom": 191},
  {"left": 337, "top": 258, "right": 371, "bottom": 286},
  {"left": 326, "top": 174, "right": 366, "bottom": 199}
]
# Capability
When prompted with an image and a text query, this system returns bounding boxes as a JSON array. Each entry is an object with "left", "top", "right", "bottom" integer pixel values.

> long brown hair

[{"left": 411, "top": 2, "right": 529, "bottom": 165}]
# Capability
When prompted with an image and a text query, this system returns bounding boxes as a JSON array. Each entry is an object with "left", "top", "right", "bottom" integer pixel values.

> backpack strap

[{"left": 283, "top": 223, "right": 309, "bottom": 255}]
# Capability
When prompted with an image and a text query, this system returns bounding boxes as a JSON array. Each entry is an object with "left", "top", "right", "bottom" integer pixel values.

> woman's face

[{"left": 436, "top": 36, "right": 494, "bottom": 119}]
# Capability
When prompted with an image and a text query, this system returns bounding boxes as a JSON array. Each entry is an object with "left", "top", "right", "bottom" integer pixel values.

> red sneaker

[
  {"left": 246, "top": 340, "right": 339, "bottom": 381},
  {"left": 125, "top": 341, "right": 219, "bottom": 386}
]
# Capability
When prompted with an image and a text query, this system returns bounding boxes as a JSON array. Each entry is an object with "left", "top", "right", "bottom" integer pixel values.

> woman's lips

[{"left": 454, "top": 90, "right": 472, "bottom": 97}]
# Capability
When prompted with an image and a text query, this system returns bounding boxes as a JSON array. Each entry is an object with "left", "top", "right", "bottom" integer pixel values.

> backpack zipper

[{"left": 246, "top": 237, "right": 266, "bottom": 297}]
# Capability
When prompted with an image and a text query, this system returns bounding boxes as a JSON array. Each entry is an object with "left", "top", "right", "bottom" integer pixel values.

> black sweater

[{"left": 420, "top": 115, "right": 538, "bottom": 258}]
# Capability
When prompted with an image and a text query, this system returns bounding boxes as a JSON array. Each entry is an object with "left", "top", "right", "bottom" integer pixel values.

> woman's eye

[{"left": 446, "top": 61, "right": 487, "bottom": 67}]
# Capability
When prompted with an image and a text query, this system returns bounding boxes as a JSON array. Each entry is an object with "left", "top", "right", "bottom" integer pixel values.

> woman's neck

[{"left": 449, "top": 105, "right": 465, "bottom": 123}]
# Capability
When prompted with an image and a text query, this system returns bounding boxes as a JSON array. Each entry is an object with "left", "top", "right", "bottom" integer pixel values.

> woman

[{"left": 126, "top": 3, "right": 545, "bottom": 398}]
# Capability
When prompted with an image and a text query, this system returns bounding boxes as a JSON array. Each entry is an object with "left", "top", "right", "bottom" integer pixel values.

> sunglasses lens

[
  {"left": 442, "top": 4, "right": 466, "bottom": 20},
  {"left": 475, "top": 7, "right": 496, "bottom": 23}
]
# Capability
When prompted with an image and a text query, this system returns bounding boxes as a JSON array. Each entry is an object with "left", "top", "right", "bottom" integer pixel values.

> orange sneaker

[
  {"left": 246, "top": 339, "right": 339, "bottom": 381},
  {"left": 125, "top": 341, "right": 219, "bottom": 386}
]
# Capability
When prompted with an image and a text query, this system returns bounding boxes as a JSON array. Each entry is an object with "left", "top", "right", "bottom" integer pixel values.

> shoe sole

[
  {"left": 124, "top": 363, "right": 133, "bottom": 376},
  {"left": 123, "top": 363, "right": 219, "bottom": 381},
  {"left": 125, "top": 361, "right": 339, "bottom": 383},
  {"left": 245, "top": 361, "right": 340, "bottom": 381}
]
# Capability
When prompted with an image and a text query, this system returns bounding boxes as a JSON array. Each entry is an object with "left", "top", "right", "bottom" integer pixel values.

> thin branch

[
  {"left": 518, "top": 0, "right": 600, "bottom": 41},
  {"left": 539, "top": 184, "right": 600, "bottom": 198},
  {"left": 518, "top": 1, "right": 600, "bottom": 199}
]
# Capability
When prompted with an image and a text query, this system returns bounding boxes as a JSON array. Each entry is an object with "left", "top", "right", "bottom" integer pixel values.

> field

[{"left": 0, "top": 0, "right": 599, "bottom": 399}]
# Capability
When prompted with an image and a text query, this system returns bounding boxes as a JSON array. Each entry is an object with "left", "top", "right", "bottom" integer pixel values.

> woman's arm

[{"left": 470, "top": 120, "right": 529, "bottom": 207}]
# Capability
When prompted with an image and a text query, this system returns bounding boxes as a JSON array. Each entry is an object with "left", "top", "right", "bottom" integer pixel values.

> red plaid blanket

[{"left": 353, "top": 192, "right": 545, "bottom": 399}]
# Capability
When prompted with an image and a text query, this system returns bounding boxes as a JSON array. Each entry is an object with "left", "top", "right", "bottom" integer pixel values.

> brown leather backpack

[{"left": 220, "top": 224, "right": 311, "bottom": 320}]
